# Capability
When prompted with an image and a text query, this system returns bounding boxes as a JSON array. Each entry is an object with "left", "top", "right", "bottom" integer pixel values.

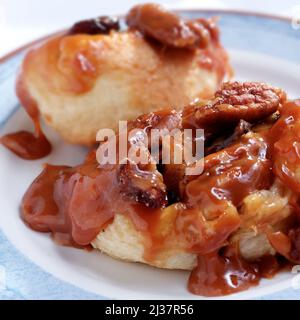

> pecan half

[
  {"left": 126, "top": 3, "right": 214, "bottom": 49},
  {"left": 183, "top": 82, "right": 286, "bottom": 132},
  {"left": 118, "top": 162, "right": 168, "bottom": 208}
]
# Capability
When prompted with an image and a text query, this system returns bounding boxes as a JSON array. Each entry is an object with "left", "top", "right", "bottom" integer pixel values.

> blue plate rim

[{"left": 0, "top": 8, "right": 294, "bottom": 63}]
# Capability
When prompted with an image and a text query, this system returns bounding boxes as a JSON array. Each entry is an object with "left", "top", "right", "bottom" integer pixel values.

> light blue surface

[
  {"left": 0, "top": 11, "right": 300, "bottom": 300},
  {"left": 0, "top": 232, "right": 101, "bottom": 300}
]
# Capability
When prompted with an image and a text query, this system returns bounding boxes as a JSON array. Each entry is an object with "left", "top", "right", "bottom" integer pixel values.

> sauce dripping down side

[
  {"left": 188, "top": 251, "right": 259, "bottom": 296},
  {"left": 22, "top": 161, "right": 117, "bottom": 246},
  {"left": 270, "top": 100, "right": 300, "bottom": 194},
  {"left": 188, "top": 249, "right": 287, "bottom": 296},
  {"left": 21, "top": 131, "right": 284, "bottom": 296},
  {"left": 21, "top": 152, "right": 164, "bottom": 247},
  {"left": 0, "top": 75, "right": 51, "bottom": 159},
  {"left": 20, "top": 99, "right": 300, "bottom": 296}
]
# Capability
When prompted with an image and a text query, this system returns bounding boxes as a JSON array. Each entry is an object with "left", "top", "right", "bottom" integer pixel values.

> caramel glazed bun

[
  {"left": 17, "top": 3, "right": 230, "bottom": 145},
  {"left": 22, "top": 81, "right": 294, "bottom": 272},
  {"left": 92, "top": 82, "right": 290, "bottom": 270}
]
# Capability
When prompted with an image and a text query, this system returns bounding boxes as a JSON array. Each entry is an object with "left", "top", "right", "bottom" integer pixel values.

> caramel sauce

[
  {"left": 0, "top": 75, "right": 51, "bottom": 160},
  {"left": 268, "top": 231, "right": 292, "bottom": 258},
  {"left": 8, "top": 81, "right": 299, "bottom": 297},
  {"left": 265, "top": 100, "right": 300, "bottom": 264},
  {"left": 188, "top": 250, "right": 287, "bottom": 296},
  {"left": 270, "top": 100, "right": 300, "bottom": 194},
  {"left": 5, "top": 8, "right": 300, "bottom": 296},
  {"left": 196, "top": 41, "right": 231, "bottom": 83},
  {"left": 184, "top": 134, "right": 272, "bottom": 210},
  {"left": 22, "top": 162, "right": 118, "bottom": 246},
  {"left": 22, "top": 156, "right": 163, "bottom": 247},
  {"left": 20, "top": 101, "right": 300, "bottom": 296},
  {"left": 21, "top": 130, "right": 279, "bottom": 296},
  {"left": 55, "top": 32, "right": 229, "bottom": 95},
  {"left": 188, "top": 251, "right": 259, "bottom": 296}
]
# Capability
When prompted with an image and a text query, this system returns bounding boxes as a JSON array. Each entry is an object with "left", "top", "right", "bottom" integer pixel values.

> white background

[{"left": 0, "top": 0, "right": 300, "bottom": 57}]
